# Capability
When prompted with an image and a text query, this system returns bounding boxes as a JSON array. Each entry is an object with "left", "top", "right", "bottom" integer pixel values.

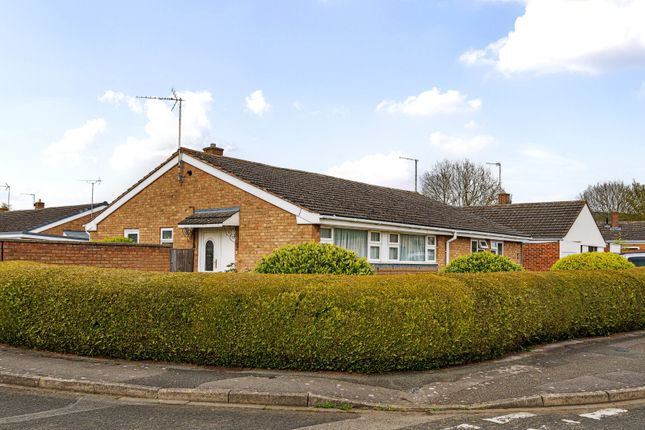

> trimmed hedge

[
  {"left": 93, "top": 237, "right": 135, "bottom": 243},
  {"left": 551, "top": 252, "right": 635, "bottom": 271},
  {"left": 444, "top": 252, "right": 524, "bottom": 273},
  {"left": 0, "top": 262, "right": 643, "bottom": 373},
  {"left": 255, "top": 242, "right": 373, "bottom": 275}
]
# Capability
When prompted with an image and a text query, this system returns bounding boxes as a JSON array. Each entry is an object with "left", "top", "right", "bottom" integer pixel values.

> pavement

[{"left": 1, "top": 331, "right": 644, "bottom": 412}]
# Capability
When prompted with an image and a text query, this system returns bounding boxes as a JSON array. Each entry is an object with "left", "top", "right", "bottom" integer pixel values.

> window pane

[
  {"left": 370, "top": 232, "right": 381, "bottom": 242},
  {"left": 162, "top": 229, "right": 173, "bottom": 240},
  {"left": 205, "top": 240, "right": 214, "bottom": 271},
  {"left": 320, "top": 228, "right": 332, "bottom": 239},
  {"left": 127, "top": 233, "right": 138, "bottom": 243},
  {"left": 333, "top": 228, "right": 368, "bottom": 258},
  {"left": 427, "top": 249, "right": 436, "bottom": 261},
  {"left": 471, "top": 240, "right": 478, "bottom": 253},
  {"left": 400, "top": 234, "right": 425, "bottom": 261},
  {"left": 389, "top": 247, "right": 398, "bottom": 260},
  {"left": 497, "top": 243, "right": 504, "bottom": 255},
  {"left": 427, "top": 236, "right": 436, "bottom": 246},
  {"left": 370, "top": 246, "right": 380, "bottom": 259},
  {"left": 389, "top": 234, "right": 399, "bottom": 243}
]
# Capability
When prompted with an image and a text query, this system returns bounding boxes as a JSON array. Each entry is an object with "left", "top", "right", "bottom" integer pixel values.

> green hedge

[
  {"left": 255, "top": 242, "right": 374, "bottom": 275},
  {"left": 0, "top": 262, "right": 643, "bottom": 372},
  {"left": 551, "top": 252, "right": 635, "bottom": 271},
  {"left": 444, "top": 251, "right": 524, "bottom": 273}
]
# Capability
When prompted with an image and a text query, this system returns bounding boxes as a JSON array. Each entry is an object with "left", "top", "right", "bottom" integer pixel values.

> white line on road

[
  {"left": 482, "top": 412, "right": 536, "bottom": 424},
  {"left": 0, "top": 398, "right": 115, "bottom": 424},
  {"left": 561, "top": 418, "right": 581, "bottom": 424},
  {"left": 579, "top": 408, "right": 627, "bottom": 420}
]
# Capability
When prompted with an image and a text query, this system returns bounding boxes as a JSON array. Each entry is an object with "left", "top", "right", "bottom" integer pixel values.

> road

[{"left": 0, "top": 385, "right": 643, "bottom": 429}]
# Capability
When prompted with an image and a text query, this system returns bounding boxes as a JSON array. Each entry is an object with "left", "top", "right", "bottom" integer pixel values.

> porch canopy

[{"left": 177, "top": 207, "right": 240, "bottom": 229}]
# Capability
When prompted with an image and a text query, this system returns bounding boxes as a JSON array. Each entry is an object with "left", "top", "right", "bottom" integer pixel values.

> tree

[
  {"left": 578, "top": 180, "right": 635, "bottom": 214},
  {"left": 627, "top": 181, "right": 645, "bottom": 215},
  {"left": 420, "top": 159, "right": 502, "bottom": 207}
]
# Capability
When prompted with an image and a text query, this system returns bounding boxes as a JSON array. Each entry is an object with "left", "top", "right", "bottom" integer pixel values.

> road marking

[
  {"left": 441, "top": 424, "right": 481, "bottom": 429},
  {"left": 294, "top": 411, "right": 436, "bottom": 429},
  {"left": 561, "top": 419, "right": 581, "bottom": 424},
  {"left": 0, "top": 398, "right": 115, "bottom": 424},
  {"left": 482, "top": 412, "right": 536, "bottom": 424},
  {"left": 579, "top": 408, "right": 627, "bottom": 420}
]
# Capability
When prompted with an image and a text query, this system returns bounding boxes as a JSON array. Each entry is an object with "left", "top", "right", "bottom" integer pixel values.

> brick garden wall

[
  {"left": 523, "top": 242, "right": 560, "bottom": 271},
  {"left": 0, "top": 240, "right": 170, "bottom": 272}
]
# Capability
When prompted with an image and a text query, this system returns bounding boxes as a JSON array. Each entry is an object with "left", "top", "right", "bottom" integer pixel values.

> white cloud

[
  {"left": 292, "top": 100, "right": 303, "bottom": 111},
  {"left": 461, "top": 0, "right": 645, "bottom": 75},
  {"left": 521, "top": 144, "right": 585, "bottom": 169},
  {"left": 429, "top": 131, "right": 496, "bottom": 156},
  {"left": 376, "top": 87, "right": 482, "bottom": 116},
  {"left": 46, "top": 118, "right": 107, "bottom": 164},
  {"left": 109, "top": 90, "right": 213, "bottom": 169},
  {"left": 326, "top": 152, "right": 413, "bottom": 189},
  {"left": 245, "top": 90, "right": 271, "bottom": 115},
  {"left": 465, "top": 120, "right": 478, "bottom": 129},
  {"left": 99, "top": 90, "right": 142, "bottom": 113}
]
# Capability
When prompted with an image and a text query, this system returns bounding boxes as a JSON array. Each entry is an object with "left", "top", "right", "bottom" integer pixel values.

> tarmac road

[{"left": 1, "top": 385, "right": 644, "bottom": 429}]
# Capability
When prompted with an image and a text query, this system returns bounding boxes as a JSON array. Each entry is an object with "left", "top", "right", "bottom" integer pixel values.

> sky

[{"left": 1, "top": 0, "right": 644, "bottom": 210}]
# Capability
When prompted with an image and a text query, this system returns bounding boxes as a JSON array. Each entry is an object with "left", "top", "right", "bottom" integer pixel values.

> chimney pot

[
  {"left": 203, "top": 143, "right": 224, "bottom": 156},
  {"left": 34, "top": 199, "right": 45, "bottom": 210},
  {"left": 498, "top": 192, "right": 511, "bottom": 205},
  {"left": 611, "top": 211, "right": 619, "bottom": 228}
]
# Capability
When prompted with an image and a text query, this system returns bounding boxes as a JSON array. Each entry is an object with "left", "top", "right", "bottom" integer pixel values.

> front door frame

[{"left": 197, "top": 228, "right": 236, "bottom": 272}]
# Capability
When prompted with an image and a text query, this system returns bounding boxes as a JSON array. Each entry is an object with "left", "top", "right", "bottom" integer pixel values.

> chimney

[
  {"left": 203, "top": 143, "right": 224, "bottom": 156},
  {"left": 34, "top": 199, "right": 45, "bottom": 210},
  {"left": 498, "top": 192, "right": 511, "bottom": 205},
  {"left": 611, "top": 211, "right": 619, "bottom": 228}
]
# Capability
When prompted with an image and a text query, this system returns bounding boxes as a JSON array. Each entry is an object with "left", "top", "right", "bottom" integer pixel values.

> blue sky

[{"left": 1, "top": 0, "right": 644, "bottom": 210}]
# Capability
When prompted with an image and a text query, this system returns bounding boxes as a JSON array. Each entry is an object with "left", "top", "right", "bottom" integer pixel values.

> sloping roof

[
  {"left": 0, "top": 203, "right": 106, "bottom": 233},
  {"left": 178, "top": 207, "right": 239, "bottom": 226},
  {"left": 463, "top": 200, "right": 587, "bottom": 239},
  {"left": 597, "top": 221, "right": 645, "bottom": 242},
  {"left": 180, "top": 149, "right": 525, "bottom": 237}
]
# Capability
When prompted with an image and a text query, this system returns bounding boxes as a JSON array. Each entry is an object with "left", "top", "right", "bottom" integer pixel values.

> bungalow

[
  {"left": 85, "top": 145, "right": 529, "bottom": 272},
  {"left": 465, "top": 199, "right": 606, "bottom": 271},
  {"left": 0, "top": 201, "right": 107, "bottom": 241},
  {"left": 598, "top": 213, "right": 645, "bottom": 254}
]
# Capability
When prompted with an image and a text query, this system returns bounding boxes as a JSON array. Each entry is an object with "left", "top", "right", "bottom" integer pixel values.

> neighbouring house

[
  {"left": 465, "top": 198, "right": 607, "bottom": 271},
  {"left": 0, "top": 201, "right": 107, "bottom": 241},
  {"left": 598, "top": 212, "right": 645, "bottom": 254},
  {"left": 85, "top": 145, "right": 529, "bottom": 273}
]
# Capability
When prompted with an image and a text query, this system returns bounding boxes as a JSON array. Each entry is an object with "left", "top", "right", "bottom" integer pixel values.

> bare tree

[
  {"left": 578, "top": 180, "right": 635, "bottom": 214},
  {"left": 627, "top": 181, "right": 645, "bottom": 215},
  {"left": 420, "top": 159, "right": 502, "bottom": 206}
]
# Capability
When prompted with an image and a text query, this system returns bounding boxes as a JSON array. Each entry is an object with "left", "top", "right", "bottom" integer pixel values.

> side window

[
  {"left": 160, "top": 228, "right": 173, "bottom": 244},
  {"left": 124, "top": 229, "right": 139, "bottom": 243}
]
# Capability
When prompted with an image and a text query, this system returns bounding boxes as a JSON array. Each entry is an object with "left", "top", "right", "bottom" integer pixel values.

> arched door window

[{"left": 205, "top": 240, "right": 214, "bottom": 271}]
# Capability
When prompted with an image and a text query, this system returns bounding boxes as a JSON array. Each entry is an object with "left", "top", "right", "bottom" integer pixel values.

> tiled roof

[
  {"left": 0, "top": 203, "right": 106, "bottom": 233},
  {"left": 178, "top": 207, "right": 239, "bottom": 226},
  {"left": 463, "top": 200, "right": 587, "bottom": 239},
  {"left": 597, "top": 221, "right": 645, "bottom": 242},
  {"left": 181, "top": 149, "right": 525, "bottom": 237}
]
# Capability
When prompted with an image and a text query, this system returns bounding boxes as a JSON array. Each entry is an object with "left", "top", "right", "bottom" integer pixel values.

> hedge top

[{"left": 551, "top": 252, "right": 635, "bottom": 271}]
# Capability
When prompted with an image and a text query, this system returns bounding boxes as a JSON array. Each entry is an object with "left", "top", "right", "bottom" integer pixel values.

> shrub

[
  {"left": 551, "top": 252, "right": 635, "bottom": 271},
  {"left": 444, "top": 251, "right": 524, "bottom": 273},
  {"left": 0, "top": 262, "right": 642, "bottom": 373},
  {"left": 255, "top": 242, "right": 374, "bottom": 275},
  {"left": 94, "top": 237, "right": 134, "bottom": 243}
]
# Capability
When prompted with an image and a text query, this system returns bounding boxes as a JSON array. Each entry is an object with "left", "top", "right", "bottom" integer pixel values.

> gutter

[{"left": 445, "top": 231, "right": 458, "bottom": 266}]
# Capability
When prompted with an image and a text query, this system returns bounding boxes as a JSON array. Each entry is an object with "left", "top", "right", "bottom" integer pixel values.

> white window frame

[
  {"left": 471, "top": 239, "right": 489, "bottom": 253},
  {"left": 387, "top": 233, "right": 400, "bottom": 261},
  {"left": 491, "top": 241, "right": 504, "bottom": 256},
  {"left": 426, "top": 235, "right": 437, "bottom": 262},
  {"left": 320, "top": 227, "right": 333, "bottom": 244},
  {"left": 124, "top": 229, "right": 140, "bottom": 244},
  {"left": 368, "top": 231, "right": 381, "bottom": 261},
  {"left": 160, "top": 228, "right": 174, "bottom": 244}
]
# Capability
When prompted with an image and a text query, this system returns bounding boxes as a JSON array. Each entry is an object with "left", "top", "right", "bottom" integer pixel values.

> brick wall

[
  {"left": 435, "top": 236, "right": 523, "bottom": 270},
  {"left": 0, "top": 240, "right": 170, "bottom": 272},
  {"left": 93, "top": 161, "right": 318, "bottom": 271},
  {"left": 40, "top": 211, "right": 98, "bottom": 236},
  {"left": 523, "top": 242, "right": 560, "bottom": 271}
]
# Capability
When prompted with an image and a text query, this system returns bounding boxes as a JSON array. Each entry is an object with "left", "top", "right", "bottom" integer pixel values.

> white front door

[{"left": 198, "top": 228, "right": 236, "bottom": 272}]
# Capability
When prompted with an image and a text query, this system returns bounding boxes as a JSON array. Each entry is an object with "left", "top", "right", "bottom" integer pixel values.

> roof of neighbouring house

[
  {"left": 175, "top": 149, "right": 525, "bottom": 237},
  {"left": 178, "top": 207, "right": 240, "bottom": 226},
  {"left": 597, "top": 220, "right": 645, "bottom": 242},
  {"left": 0, "top": 203, "right": 107, "bottom": 233},
  {"left": 463, "top": 200, "right": 587, "bottom": 239}
]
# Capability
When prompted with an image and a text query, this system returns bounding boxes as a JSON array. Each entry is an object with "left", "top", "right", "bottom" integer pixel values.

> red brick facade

[
  {"left": 523, "top": 242, "right": 560, "bottom": 271},
  {"left": 0, "top": 240, "right": 170, "bottom": 271},
  {"left": 40, "top": 211, "right": 98, "bottom": 237}
]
